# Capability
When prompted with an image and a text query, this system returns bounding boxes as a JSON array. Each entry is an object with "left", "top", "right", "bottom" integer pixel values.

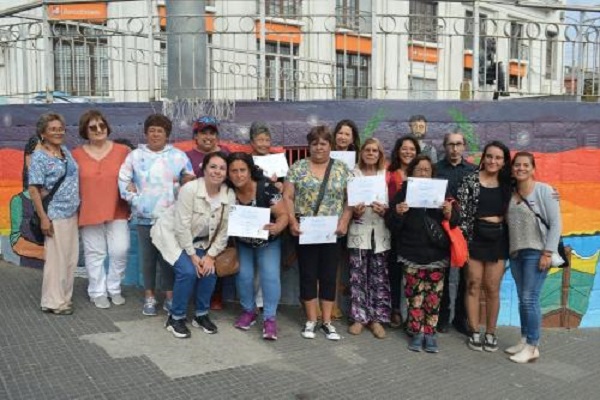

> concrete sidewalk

[{"left": 1, "top": 260, "right": 599, "bottom": 400}]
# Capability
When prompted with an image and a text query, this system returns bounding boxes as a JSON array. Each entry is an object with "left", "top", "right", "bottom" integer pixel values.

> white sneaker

[
  {"left": 509, "top": 344, "right": 540, "bottom": 364},
  {"left": 91, "top": 295, "right": 110, "bottom": 309},
  {"left": 301, "top": 321, "right": 317, "bottom": 339},
  {"left": 505, "top": 337, "right": 526, "bottom": 355},
  {"left": 320, "top": 322, "right": 341, "bottom": 341},
  {"left": 110, "top": 293, "right": 126, "bottom": 306}
]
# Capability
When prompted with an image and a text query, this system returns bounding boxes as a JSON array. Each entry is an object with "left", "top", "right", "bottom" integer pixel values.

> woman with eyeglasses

[
  {"left": 29, "top": 112, "right": 80, "bottom": 315},
  {"left": 385, "top": 154, "right": 458, "bottom": 353},
  {"left": 72, "top": 110, "right": 131, "bottom": 309},
  {"left": 457, "top": 141, "right": 512, "bottom": 353}
]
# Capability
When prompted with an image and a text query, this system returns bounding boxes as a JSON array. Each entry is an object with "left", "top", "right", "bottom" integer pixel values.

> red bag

[{"left": 441, "top": 219, "right": 468, "bottom": 268}]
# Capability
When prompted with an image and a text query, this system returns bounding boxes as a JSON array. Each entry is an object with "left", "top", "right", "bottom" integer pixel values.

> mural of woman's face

[{"left": 335, "top": 125, "right": 353, "bottom": 151}]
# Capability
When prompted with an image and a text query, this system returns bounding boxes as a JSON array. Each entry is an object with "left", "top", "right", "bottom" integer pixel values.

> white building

[{"left": 0, "top": 0, "right": 569, "bottom": 103}]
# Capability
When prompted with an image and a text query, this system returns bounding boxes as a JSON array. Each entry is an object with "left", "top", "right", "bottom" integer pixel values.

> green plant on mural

[
  {"left": 448, "top": 108, "right": 480, "bottom": 162},
  {"left": 361, "top": 108, "right": 386, "bottom": 143}
]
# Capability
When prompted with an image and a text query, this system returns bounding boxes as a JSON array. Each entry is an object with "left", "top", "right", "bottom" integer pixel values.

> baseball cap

[{"left": 193, "top": 116, "right": 219, "bottom": 135}]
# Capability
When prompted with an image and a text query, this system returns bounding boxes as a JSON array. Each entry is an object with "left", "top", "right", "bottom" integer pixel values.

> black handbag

[
  {"left": 30, "top": 160, "right": 68, "bottom": 244},
  {"left": 424, "top": 212, "right": 450, "bottom": 249}
]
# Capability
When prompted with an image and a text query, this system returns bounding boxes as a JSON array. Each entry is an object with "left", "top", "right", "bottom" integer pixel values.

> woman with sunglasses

[
  {"left": 72, "top": 110, "right": 131, "bottom": 309},
  {"left": 29, "top": 112, "right": 80, "bottom": 315}
]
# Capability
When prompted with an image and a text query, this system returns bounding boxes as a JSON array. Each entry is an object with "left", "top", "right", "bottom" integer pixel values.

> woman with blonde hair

[{"left": 347, "top": 138, "right": 391, "bottom": 339}]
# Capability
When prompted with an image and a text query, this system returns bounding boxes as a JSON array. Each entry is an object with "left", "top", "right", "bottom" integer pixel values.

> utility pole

[
  {"left": 472, "top": 0, "right": 480, "bottom": 100},
  {"left": 166, "top": 0, "right": 207, "bottom": 99}
]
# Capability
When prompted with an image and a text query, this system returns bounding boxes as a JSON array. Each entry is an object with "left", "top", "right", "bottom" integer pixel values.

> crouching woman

[{"left": 151, "top": 152, "right": 236, "bottom": 338}]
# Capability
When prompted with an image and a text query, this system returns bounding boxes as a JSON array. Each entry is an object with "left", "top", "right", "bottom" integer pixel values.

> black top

[
  {"left": 385, "top": 181, "right": 460, "bottom": 264},
  {"left": 236, "top": 179, "right": 282, "bottom": 247},
  {"left": 435, "top": 158, "right": 477, "bottom": 198},
  {"left": 477, "top": 186, "right": 504, "bottom": 217}
]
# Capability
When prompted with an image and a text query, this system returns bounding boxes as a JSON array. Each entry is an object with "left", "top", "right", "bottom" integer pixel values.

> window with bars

[
  {"left": 408, "top": 77, "right": 437, "bottom": 100},
  {"left": 409, "top": 0, "right": 438, "bottom": 43},
  {"left": 509, "top": 22, "right": 526, "bottom": 60},
  {"left": 258, "top": 41, "right": 298, "bottom": 101},
  {"left": 264, "top": 0, "right": 302, "bottom": 18},
  {"left": 336, "top": 0, "right": 360, "bottom": 30},
  {"left": 336, "top": 52, "right": 370, "bottom": 99},
  {"left": 464, "top": 10, "right": 488, "bottom": 52},
  {"left": 53, "top": 24, "right": 109, "bottom": 97}
]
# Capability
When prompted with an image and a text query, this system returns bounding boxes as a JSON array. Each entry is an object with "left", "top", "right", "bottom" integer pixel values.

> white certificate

[
  {"left": 253, "top": 153, "right": 289, "bottom": 178},
  {"left": 347, "top": 175, "right": 387, "bottom": 206},
  {"left": 330, "top": 151, "right": 356, "bottom": 170},
  {"left": 227, "top": 205, "right": 270, "bottom": 239},
  {"left": 299, "top": 216, "right": 338, "bottom": 245},
  {"left": 405, "top": 177, "right": 448, "bottom": 209}
]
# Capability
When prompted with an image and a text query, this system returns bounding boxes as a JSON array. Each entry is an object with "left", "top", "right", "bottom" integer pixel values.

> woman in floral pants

[{"left": 385, "top": 155, "right": 459, "bottom": 353}]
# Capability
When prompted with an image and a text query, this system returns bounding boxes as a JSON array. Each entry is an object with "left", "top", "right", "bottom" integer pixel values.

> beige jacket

[
  {"left": 151, "top": 178, "right": 236, "bottom": 265},
  {"left": 347, "top": 168, "right": 391, "bottom": 254}
]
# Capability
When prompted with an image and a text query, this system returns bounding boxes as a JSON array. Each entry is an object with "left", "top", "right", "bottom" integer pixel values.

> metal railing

[{"left": 0, "top": 7, "right": 599, "bottom": 104}]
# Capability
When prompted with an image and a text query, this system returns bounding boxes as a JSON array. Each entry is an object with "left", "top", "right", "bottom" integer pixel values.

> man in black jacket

[{"left": 435, "top": 129, "right": 476, "bottom": 335}]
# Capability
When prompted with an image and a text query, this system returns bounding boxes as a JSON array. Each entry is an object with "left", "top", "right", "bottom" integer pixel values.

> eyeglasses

[
  {"left": 445, "top": 142, "right": 464, "bottom": 148},
  {"left": 88, "top": 122, "right": 107, "bottom": 132}
]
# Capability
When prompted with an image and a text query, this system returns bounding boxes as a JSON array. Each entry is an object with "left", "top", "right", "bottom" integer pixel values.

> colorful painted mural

[{"left": 1, "top": 101, "right": 599, "bottom": 327}]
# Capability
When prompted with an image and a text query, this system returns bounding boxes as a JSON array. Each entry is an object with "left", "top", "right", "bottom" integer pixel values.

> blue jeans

[
  {"left": 236, "top": 238, "right": 281, "bottom": 320},
  {"left": 510, "top": 249, "right": 548, "bottom": 346},
  {"left": 170, "top": 249, "right": 217, "bottom": 320}
]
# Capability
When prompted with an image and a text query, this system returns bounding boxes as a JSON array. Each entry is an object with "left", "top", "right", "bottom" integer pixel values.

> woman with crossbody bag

[
  {"left": 29, "top": 113, "right": 80, "bottom": 315},
  {"left": 283, "top": 126, "right": 352, "bottom": 341},
  {"left": 505, "top": 152, "right": 562, "bottom": 363}
]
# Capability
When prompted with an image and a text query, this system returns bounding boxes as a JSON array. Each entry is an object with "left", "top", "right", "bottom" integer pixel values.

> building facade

[{"left": 0, "top": 0, "right": 573, "bottom": 103}]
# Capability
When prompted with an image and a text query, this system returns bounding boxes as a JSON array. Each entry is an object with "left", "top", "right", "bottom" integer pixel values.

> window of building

[
  {"left": 336, "top": 0, "right": 360, "bottom": 30},
  {"left": 336, "top": 52, "right": 370, "bottom": 99},
  {"left": 509, "top": 21, "right": 526, "bottom": 60},
  {"left": 408, "top": 77, "right": 437, "bottom": 100},
  {"left": 264, "top": 0, "right": 302, "bottom": 18},
  {"left": 545, "top": 31, "right": 558, "bottom": 80},
  {"left": 409, "top": 0, "right": 438, "bottom": 43},
  {"left": 464, "top": 10, "right": 488, "bottom": 52},
  {"left": 53, "top": 24, "right": 108, "bottom": 97},
  {"left": 258, "top": 41, "right": 298, "bottom": 101}
]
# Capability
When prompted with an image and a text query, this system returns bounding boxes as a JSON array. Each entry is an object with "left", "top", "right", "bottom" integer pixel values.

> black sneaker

[
  {"left": 192, "top": 314, "right": 218, "bottom": 334},
  {"left": 467, "top": 332, "right": 483, "bottom": 352},
  {"left": 165, "top": 316, "right": 191, "bottom": 339},
  {"left": 484, "top": 333, "right": 499, "bottom": 352}
]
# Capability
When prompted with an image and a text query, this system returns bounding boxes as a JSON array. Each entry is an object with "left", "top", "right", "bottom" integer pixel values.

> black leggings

[{"left": 297, "top": 242, "right": 341, "bottom": 301}]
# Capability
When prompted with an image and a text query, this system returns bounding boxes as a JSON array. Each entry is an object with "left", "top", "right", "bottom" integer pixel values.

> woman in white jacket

[{"left": 151, "top": 151, "right": 236, "bottom": 338}]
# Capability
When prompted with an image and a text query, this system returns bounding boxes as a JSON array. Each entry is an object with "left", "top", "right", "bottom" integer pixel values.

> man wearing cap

[{"left": 186, "top": 116, "right": 231, "bottom": 178}]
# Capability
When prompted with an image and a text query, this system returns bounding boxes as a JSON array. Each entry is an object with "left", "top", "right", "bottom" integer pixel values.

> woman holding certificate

[
  {"left": 284, "top": 126, "right": 352, "bottom": 341},
  {"left": 151, "top": 152, "right": 236, "bottom": 339},
  {"left": 347, "top": 138, "right": 392, "bottom": 339},
  {"left": 385, "top": 155, "right": 458, "bottom": 353},
  {"left": 386, "top": 135, "right": 421, "bottom": 329},
  {"left": 457, "top": 141, "right": 512, "bottom": 353},
  {"left": 227, "top": 152, "right": 288, "bottom": 340}
]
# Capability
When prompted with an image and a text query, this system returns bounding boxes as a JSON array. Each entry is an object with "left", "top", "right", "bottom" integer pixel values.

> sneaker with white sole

[
  {"left": 192, "top": 314, "right": 218, "bottom": 334},
  {"left": 467, "top": 332, "right": 483, "bottom": 351},
  {"left": 91, "top": 295, "right": 110, "bottom": 309},
  {"left": 320, "top": 322, "right": 341, "bottom": 341},
  {"left": 301, "top": 321, "right": 317, "bottom": 339},
  {"left": 234, "top": 311, "right": 258, "bottom": 330},
  {"left": 110, "top": 293, "right": 126, "bottom": 306},
  {"left": 165, "top": 316, "right": 191, "bottom": 339},
  {"left": 142, "top": 296, "right": 157, "bottom": 316},
  {"left": 484, "top": 333, "right": 499, "bottom": 352}
]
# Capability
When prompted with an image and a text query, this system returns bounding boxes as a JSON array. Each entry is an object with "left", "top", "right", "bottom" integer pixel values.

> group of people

[{"left": 26, "top": 111, "right": 562, "bottom": 364}]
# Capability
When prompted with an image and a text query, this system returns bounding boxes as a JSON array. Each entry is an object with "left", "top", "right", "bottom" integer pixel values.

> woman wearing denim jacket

[
  {"left": 152, "top": 152, "right": 235, "bottom": 338},
  {"left": 505, "top": 152, "right": 562, "bottom": 363},
  {"left": 227, "top": 152, "right": 288, "bottom": 340}
]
